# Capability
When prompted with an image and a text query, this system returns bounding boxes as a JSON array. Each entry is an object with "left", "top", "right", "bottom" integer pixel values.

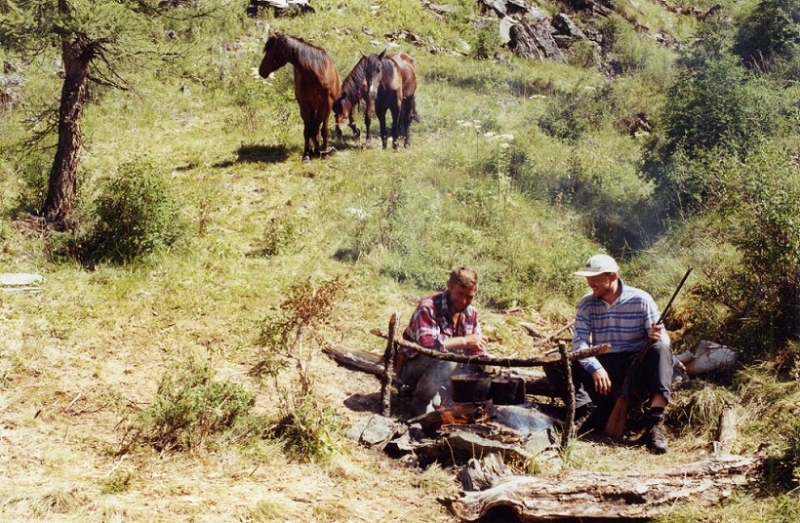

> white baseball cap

[{"left": 574, "top": 254, "right": 619, "bottom": 277}]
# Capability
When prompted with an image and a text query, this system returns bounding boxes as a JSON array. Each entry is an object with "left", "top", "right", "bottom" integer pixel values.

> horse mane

[
  {"left": 339, "top": 56, "right": 369, "bottom": 105},
  {"left": 268, "top": 32, "right": 333, "bottom": 72}
]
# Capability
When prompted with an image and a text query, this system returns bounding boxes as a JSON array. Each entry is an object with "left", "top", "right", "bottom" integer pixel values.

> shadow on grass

[{"left": 214, "top": 144, "right": 293, "bottom": 167}]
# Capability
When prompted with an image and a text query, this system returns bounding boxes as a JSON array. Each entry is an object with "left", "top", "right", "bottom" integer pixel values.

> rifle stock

[{"left": 603, "top": 267, "right": 693, "bottom": 440}]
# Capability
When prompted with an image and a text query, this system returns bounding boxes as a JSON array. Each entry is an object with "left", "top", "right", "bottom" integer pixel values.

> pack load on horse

[
  {"left": 259, "top": 31, "right": 341, "bottom": 162},
  {"left": 333, "top": 51, "right": 417, "bottom": 150}
]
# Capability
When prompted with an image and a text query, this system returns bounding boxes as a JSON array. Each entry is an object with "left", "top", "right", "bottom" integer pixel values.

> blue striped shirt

[{"left": 572, "top": 279, "right": 670, "bottom": 373}]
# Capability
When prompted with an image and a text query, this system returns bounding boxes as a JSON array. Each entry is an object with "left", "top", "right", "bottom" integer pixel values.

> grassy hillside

[{"left": 2, "top": 0, "right": 800, "bottom": 521}]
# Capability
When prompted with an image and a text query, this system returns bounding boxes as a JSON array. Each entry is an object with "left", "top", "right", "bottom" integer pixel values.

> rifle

[{"left": 603, "top": 267, "right": 693, "bottom": 440}]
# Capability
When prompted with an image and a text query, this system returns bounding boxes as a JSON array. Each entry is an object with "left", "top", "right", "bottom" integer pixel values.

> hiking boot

[
  {"left": 644, "top": 420, "right": 668, "bottom": 454},
  {"left": 574, "top": 403, "right": 597, "bottom": 431}
]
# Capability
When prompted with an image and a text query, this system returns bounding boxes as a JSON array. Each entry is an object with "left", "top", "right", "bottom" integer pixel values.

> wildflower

[{"left": 345, "top": 207, "right": 368, "bottom": 221}]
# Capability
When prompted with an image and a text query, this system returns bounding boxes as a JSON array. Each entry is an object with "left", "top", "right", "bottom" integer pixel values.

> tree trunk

[{"left": 42, "top": 28, "right": 91, "bottom": 230}]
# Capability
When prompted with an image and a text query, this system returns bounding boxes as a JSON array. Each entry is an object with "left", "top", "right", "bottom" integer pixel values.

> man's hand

[
  {"left": 442, "top": 334, "right": 488, "bottom": 356},
  {"left": 461, "top": 334, "right": 488, "bottom": 356},
  {"left": 648, "top": 323, "right": 664, "bottom": 341},
  {"left": 592, "top": 367, "right": 612, "bottom": 395}
]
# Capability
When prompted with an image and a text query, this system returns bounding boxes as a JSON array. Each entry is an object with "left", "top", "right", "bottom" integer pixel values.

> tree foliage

[
  {"left": 641, "top": 25, "right": 781, "bottom": 216},
  {"left": 0, "top": 0, "right": 166, "bottom": 229},
  {"left": 733, "top": 0, "right": 800, "bottom": 68}
]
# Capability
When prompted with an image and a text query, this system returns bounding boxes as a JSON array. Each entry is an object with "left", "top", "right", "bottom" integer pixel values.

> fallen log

[
  {"left": 322, "top": 343, "right": 388, "bottom": 377},
  {"left": 440, "top": 453, "right": 767, "bottom": 521}
]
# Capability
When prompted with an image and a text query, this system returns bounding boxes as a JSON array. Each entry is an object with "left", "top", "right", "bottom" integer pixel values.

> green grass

[{"left": 2, "top": 0, "right": 800, "bottom": 521}]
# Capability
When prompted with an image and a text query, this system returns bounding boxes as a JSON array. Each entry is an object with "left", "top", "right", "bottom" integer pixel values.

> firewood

[
  {"left": 458, "top": 454, "right": 513, "bottom": 492},
  {"left": 440, "top": 453, "right": 767, "bottom": 521}
]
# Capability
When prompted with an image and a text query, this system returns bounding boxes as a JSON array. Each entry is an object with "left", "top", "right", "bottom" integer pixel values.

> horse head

[
  {"left": 259, "top": 32, "right": 289, "bottom": 78},
  {"left": 362, "top": 52, "right": 385, "bottom": 117},
  {"left": 333, "top": 93, "right": 360, "bottom": 138},
  {"left": 333, "top": 94, "right": 349, "bottom": 136}
]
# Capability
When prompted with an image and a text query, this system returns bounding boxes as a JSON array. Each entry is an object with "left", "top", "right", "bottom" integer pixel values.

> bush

[
  {"left": 641, "top": 32, "right": 782, "bottom": 216},
  {"left": 253, "top": 276, "right": 348, "bottom": 463},
  {"left": 139, "top": 357, "right": 256, "bottom": 452},
  {"left": 537, "top": 83, "right": 617, "bottom": 143},
  {"left": 87, "top": 157, "right": 185, "bottom": 263},
  {"left": 727, "top": 147, "right": 800, "bottom": 353},
  {"left": 733, "top": 0, "right": 800, "bottom": 69},
  {"left": 469, "top": 19, "right": 502, "bottom": 60},
  {"left": 679, "top": 146, "right": 800, "bottom": 357},
  {"left": 268, "top": 393, "right": 342, "bottom": 463},
  {"left": 261, "top": 210, "right": 305, "bottom": 257}
]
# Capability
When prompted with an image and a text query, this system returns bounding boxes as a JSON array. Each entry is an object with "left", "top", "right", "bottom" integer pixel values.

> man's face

[
  {"left": 447, "top": 282, "right": 477, "bottom": 313},
  {"left": 585, "top": 273, "right": 616, "bottom": 300}
]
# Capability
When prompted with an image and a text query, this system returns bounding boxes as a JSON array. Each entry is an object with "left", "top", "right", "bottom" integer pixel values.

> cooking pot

[
  {"left": 450, "top": 372, "right": 491, "bottom": 403},
  {"left": 489, "top": 376, "right": 526, "bottom": 405}
]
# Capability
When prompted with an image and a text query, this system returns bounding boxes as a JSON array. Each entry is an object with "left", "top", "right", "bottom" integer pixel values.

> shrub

[
  {"left": 87, "top": 157, "right": 185, "bottom": 263},
  {"left": 537, "top": 83, "right": 617, "bottom": 143},
  {"left": 138, "top": 357, "right": 256, "bottom": 452},
  {"left": 726, "top": 147, "right": 800, "bottom": 354},
  {"left": 641, "top": 32, "right": 782, "bottom": 216},
  {"left": 253, "top": 276, "right": 348, "bottom": 462},
  {"left": 566, "top": 39, "right": 601, "bottom": 70},
  {"left": 733, "top": 0, "right": 800, "bottom": 69},
  {"left": 261, "top": 210, "right": 304, "bottom": 257},
  {"left": 337, "top": 176, "right": 412, "bottom": 261},
  {"left": 268, "top": 393, "right": 342, "bottom": 463},
  {"left": 469, "top": 19, "right": 502, "bottom": 60},
  {"left": 255, "top": 276, "right": 348, "bottom": 394}
]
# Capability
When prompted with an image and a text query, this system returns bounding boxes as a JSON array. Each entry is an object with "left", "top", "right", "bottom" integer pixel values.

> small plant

[
  {"left": 261, "top": 210, "right": 303, "bottom": 257},
  {"left": 567, "top": 40, "right": 601, "bottom": 69},
  {"left": 668, "top": 381, "right": 737, "bottom": 439},
  {"left": 255, "top": 276, "right": 348, "bottom": 394},
  {"left": 268, "top": 392, "right": 342, "bottom": 464},
  {"left": 470, "top": 20, "right": 501, "bottom": 60},
  {"left": 101, "top": 471, "right": 133, "bottom": 494},
  {"left": 253, "top": 276, "right": 348, "bottom": 462},
  {"left": 86, "top": 157, "right": 185, "bottom": 263},
  {"left": 138, "top": 357, "right": 256, "bottom": 452},
  {"left": 414, "top": 462, "right": 454, "bottom": 490}
]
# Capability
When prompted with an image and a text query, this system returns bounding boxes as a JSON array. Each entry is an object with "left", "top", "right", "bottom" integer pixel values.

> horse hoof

[{"left": 302, "top": 155, "right": 311, "bottom": 163}]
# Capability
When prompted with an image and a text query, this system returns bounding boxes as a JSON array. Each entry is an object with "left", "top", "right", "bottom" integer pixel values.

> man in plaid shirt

[{"left": 398, "top": 266, "right": 488, "bottom": 415}]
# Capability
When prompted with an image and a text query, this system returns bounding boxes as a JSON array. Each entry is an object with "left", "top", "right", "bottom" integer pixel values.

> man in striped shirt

[{"left": 545, "top": 254, "right": 673, "bottom": 454}]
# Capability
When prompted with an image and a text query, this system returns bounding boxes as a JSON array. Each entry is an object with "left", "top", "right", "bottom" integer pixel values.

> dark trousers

[{"left": 543, "top": 341, "right": 673, "bottom": 426}]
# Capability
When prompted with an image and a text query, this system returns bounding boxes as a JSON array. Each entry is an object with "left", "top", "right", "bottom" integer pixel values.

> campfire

[{"left": 326, "top": 316, "right": 764, "bottom": 522}]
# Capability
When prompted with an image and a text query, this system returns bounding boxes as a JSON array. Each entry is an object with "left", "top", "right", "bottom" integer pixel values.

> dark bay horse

[
  {"left": 333, "top": 51, "right": 417, "bottom": 150},
  {"left": 259, "top": 31, "right": 341, "bottom": 162}
]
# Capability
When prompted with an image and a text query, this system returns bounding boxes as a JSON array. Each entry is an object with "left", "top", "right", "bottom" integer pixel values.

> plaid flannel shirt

[{"left": 400, "top": 291, "right": 482, "bottom": 359}]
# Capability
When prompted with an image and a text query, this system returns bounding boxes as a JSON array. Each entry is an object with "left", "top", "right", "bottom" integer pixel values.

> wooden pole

[
  {"left": 559, "top": 340, "right": 575, "bottom": 450},
  {"left": 381, "top": 313, "right": 398, "bottom": 417},
  {"left": 369, "top": 329, "right": 609, "bottom": 367}
]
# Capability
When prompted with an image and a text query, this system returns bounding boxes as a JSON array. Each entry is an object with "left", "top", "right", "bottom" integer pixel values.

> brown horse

[
  {"left": 334, "top": 51, "right": 417, "bottom": 149},
  {"left": 259, "top": 31, "right": 341, "bottom": 162}
]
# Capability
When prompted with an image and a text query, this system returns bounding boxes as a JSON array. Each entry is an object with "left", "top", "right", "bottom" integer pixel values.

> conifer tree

[{"left": 0, "top": 0, "right": 158, "bottom": 230}]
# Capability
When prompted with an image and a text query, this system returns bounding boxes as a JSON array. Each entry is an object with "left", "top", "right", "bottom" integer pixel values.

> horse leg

[
  {"left": 390, "top": 102, "right": 401, "bottom": 151},
  {"left": 364, "top": 103, "right": 373, "bottom": 145},
  {"left": 378, "top": 107, "right": 389, "bottom": 150},
  {"left": 320, "top": 108, "right": 330, "bottom": 154},
  {"left": 300, "top": 106, "right": 314, "bottom": 162},
  {"left": 401, "top": 95, "right": 414, "bottom": 148},
  {"left": 348, "top": 114, "right": 360, "bottom": 138}
]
